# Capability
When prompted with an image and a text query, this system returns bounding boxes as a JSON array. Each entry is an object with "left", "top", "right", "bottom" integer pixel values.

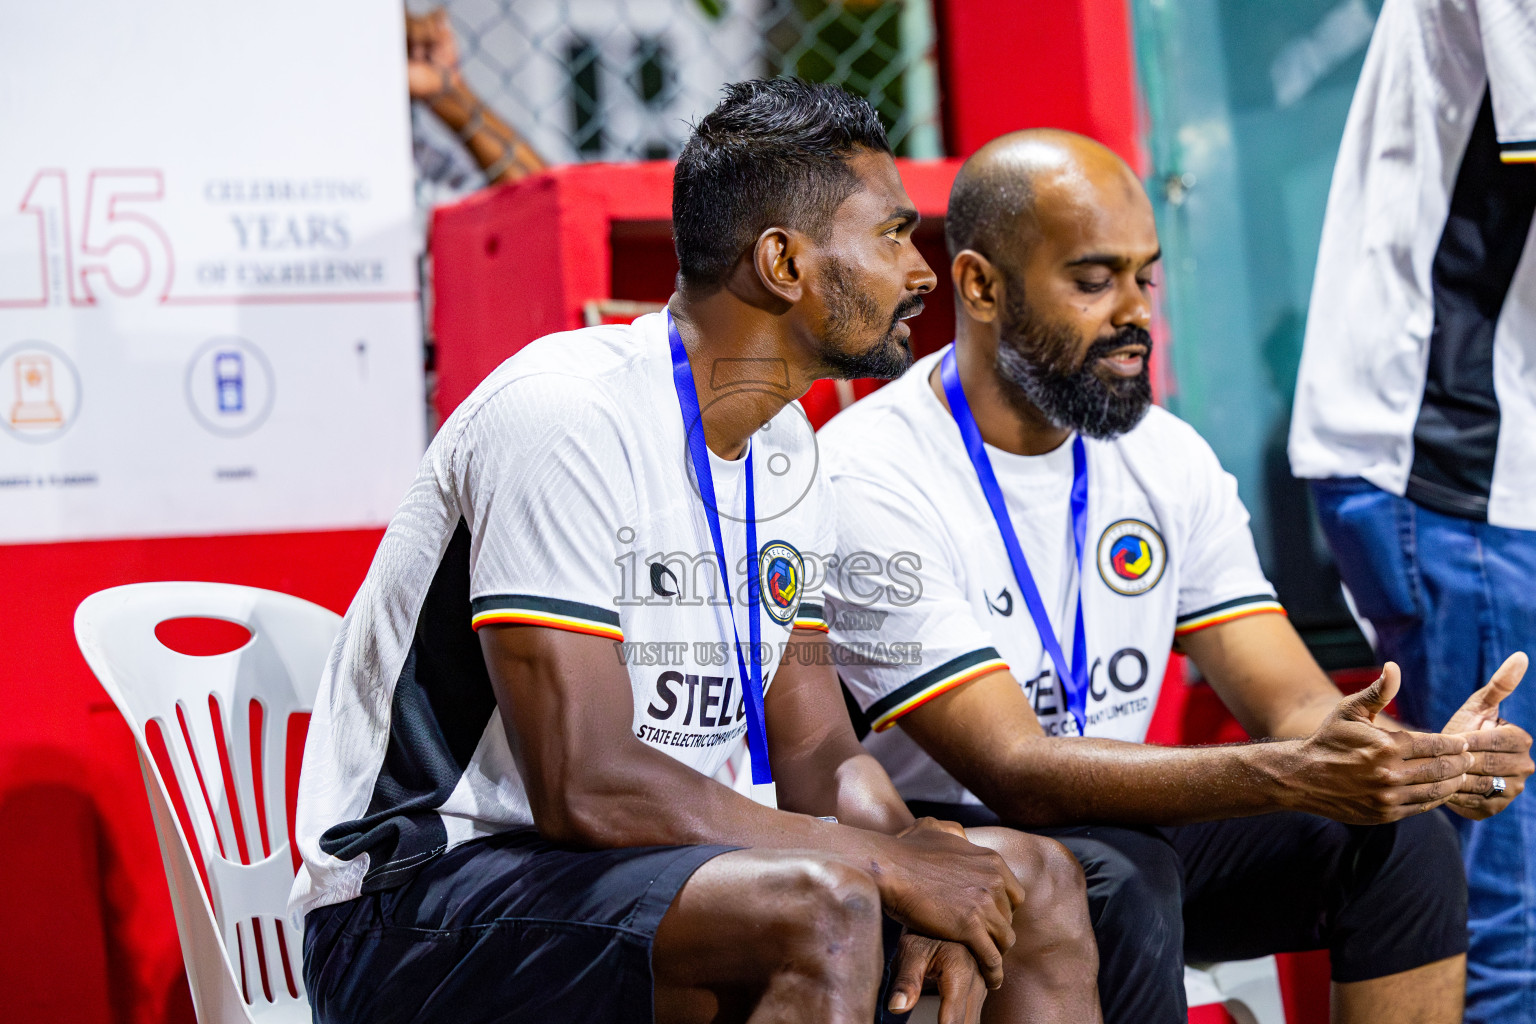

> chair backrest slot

[
  {"left": 208, "top": 693, "right": 253, "bottom": 865},
  {"left": 176, "top": 701, "right": 229, "bottom": 861},
  {"left": 249, "top": 699, "right": 273, "bottom": 860},
  {"left": 275, "top": 917, "right": 301, "bottom": 999},
  {"left": 234, "top": 920, "right": 251, "bottom": 1004},
  {"left": 285, "top": 711, "right": 311, "bottom": 875},
  {"left": 250, "top": 916, "right": 275, "bottom": 1004},
  {"left": 145, "top": 716, "right": 213, "bottom": 904}
]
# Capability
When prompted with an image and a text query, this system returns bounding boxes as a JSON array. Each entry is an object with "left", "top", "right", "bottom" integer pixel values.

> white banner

[{"left": 0, "top": 0, "right": 424, "bottom": 543}]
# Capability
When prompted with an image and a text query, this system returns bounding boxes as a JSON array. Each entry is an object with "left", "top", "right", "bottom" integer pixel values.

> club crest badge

[
  {"left": 1096, "top": 519, "right": 1166, "bottom": 596},
  {"left": 759, "top": 540, "right": 804, "bottom": 626}
]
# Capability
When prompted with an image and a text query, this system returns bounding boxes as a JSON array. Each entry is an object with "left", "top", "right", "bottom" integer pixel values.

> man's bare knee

[
  {"left": 1034, "top": 836, "right": 1088, "bottom": 903},
  {"left": 655, "top": 849, "right": 885, "bottom": 1019},
  {"left": 968, "top": 827, "right": 1084, "bottom": 899},
  {"left": 763, "top": 856, "right": 883, "bottom": 959},
  {"left": 732, "top": 855, "right": 885, "bottom": 1024},
  {"left": 968, "top": 826, "right": 1093, "bottom": 959}
]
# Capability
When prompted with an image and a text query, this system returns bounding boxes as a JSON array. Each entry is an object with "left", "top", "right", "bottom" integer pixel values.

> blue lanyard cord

[
  {"left": 667, "top": 313, "right": 772, "bottom": 784},
  {"left": 939, "top": 346, "right": 1090, "bottom": 736}
]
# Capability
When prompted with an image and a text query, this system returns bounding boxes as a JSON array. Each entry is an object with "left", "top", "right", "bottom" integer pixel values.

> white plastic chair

[
  {"left": 76, "top": 582, "right": 340, "bottom": 1024},
  {"left": 907, "top": 957, "right": 1285, "bottom": 1023}
]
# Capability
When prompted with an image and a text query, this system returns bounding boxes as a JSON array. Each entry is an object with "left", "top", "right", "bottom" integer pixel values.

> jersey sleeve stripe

[
  {"left": 793, "top": 601, "right": 830, "bottom": 633},
  {"left": 470, "top": 594, "right": 623, "bottom": 640},
  {"left": 1174, "top": 596, "right": 1286, "bottom": 636},
  {"left": 1499, "top": 140, "right": 1536, "bottom": 164},
  {"left": 866, "top": 647, "right": 1009, "bottom": 733}
]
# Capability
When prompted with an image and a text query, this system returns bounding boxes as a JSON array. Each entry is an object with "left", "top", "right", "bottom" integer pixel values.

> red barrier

[{"left": 934, "top": 0, "right": 1146, "bottom": 171}]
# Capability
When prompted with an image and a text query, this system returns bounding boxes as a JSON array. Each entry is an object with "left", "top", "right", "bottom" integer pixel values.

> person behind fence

[
  {"left": 289, "top": 81, "right": 1103, "bottom": 1024},
  {"left": 1288, "top": 1, "right": 1536, "bottom": 1019},
  {"left": 821, "top": 128, "right": 1534, "bottom": 1024},
  {"left": 406, "top": 6, "right": 545, "bottom": 210}
]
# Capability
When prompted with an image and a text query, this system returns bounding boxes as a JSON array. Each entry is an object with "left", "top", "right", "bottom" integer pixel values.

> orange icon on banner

[{"left": 10, "top": 354, "right": 63, "bottom": 426}]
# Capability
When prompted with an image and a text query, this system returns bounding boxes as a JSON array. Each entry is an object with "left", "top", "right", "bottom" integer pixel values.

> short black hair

[{"left": 673, "top": 78, "right": 891, "bottom": 289}]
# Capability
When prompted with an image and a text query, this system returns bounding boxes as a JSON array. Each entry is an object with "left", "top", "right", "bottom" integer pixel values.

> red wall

[{"left": 935, "top": 0, "right": 1146, "bottom": 170}]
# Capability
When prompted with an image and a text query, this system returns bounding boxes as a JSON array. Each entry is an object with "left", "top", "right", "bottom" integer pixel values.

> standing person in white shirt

[
  {"left": 1289, "top": 2, "right": 1536, "bottom": 1018},
  {"left": 824, "top": 128, "right": 1533, "bottom": 1024},
  {"left": 292, "top": 81, "right": 1101, "bottom": 1024}
]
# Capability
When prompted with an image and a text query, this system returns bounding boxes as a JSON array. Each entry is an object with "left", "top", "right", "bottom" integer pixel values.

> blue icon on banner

[
  {"left": 213, "top": 351, "right": 245, "bottom": 413},
  {"left": 187, "top": 337, "right": 273, "bottom": 437}
]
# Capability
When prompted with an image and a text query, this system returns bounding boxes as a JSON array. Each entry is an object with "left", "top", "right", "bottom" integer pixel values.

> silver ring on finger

[{"left": 1489, "top": 776, "right": 1507, "bottom": 798}]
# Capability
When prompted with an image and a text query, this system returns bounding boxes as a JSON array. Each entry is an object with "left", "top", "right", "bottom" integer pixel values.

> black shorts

[
  {"left": 304, "top": 827, "right": 917, "bottom": 1024},
  {"left": 909, "top": 802, "right": 1468, "bottom": 1024},
  {"left": 303, "top": 828, "right": 736, "bottom": 1024}
]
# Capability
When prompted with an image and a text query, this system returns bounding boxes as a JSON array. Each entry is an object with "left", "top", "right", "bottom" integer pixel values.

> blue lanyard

[
  {"left": 667, "top": 312, "right": 772, "bottom": 785},
  {"left": 939, "top": 346, "right": 1090, "bottom": 736}
]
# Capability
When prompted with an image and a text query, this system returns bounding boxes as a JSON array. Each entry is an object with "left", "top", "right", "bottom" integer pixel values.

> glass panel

[{"left": 1131, "top": 0, "right": 1380, "bottom": 665}]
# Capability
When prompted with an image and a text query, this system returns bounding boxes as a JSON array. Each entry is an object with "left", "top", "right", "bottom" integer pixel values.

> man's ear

[
  {"left": 952, "top": 249, "right": 1000, "bottom": 324},
  {"left": 751, "top": 226, "right": 804, "bottom": 306}
]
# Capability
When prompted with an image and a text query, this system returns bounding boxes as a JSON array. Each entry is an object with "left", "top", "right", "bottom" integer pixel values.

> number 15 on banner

[{"left": 1, "top": 168, "right": 174, "bottom": 308}]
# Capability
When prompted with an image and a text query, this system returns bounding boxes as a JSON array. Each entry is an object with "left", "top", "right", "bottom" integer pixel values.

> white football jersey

[
  {"left": 822, "top": 348, "right": 1279, "bottom": 807},
  {"left": 291, "top": 313, "right": 832, "bottom": 919}
]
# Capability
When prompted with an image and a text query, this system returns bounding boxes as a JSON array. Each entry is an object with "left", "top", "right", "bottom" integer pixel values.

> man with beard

[
  {"left": 292, "top": 86, "right": 1102, "bottom": 1024},
  {"left": 821, "top": 130, "right": 1532, "bottom": 1023}
]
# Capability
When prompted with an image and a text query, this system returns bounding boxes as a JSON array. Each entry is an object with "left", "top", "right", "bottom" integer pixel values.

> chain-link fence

[{"left": 409, "top": 0, "right": 944, "bottom": 166}]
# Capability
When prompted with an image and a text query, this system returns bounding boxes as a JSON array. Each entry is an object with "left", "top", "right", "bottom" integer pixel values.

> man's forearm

[
  {"left": 828, "top": 752, "right": 920, "bottom": 834},
  {"left": 774, "top": 740, "right": 917, "bottom": 835},
  {"left": 540, "top": 736, "right": 911, "bottom": 877},
  {"left": 425, "top": 80, "right": 545, "bottom": 183},
  {"left": 976, "top": 736, "right": 1304, "bottom": 828}
]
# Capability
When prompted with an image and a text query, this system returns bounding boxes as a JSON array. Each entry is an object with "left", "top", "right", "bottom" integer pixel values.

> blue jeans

[{"left": 1313, "top": 477, "right": 1536, "bottom": 1022}]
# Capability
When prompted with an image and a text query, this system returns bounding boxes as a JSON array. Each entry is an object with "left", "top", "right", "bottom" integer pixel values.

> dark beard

[
  {"left": 817, "top": 257, "right": 920, "bottom": 380},
  {"left": 996, "top": 292, "right": 1153, "bottom": 439}
]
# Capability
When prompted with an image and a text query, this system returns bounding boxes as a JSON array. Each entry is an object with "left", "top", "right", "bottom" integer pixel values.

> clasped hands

[
  {"left": 1297, "top": 653, "right": 1533, "bottom": 824},
  {"left": 879, "top": 817, "right": 1018, "bottom": 1024}
]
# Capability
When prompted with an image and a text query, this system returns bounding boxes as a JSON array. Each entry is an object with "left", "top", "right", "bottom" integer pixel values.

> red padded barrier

[{"left": 933, "top": 0, "right": 1146, "bottom": 170}]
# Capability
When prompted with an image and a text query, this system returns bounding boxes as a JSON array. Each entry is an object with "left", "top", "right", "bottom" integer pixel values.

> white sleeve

[
  {"left": 826, "top": 475, "right": 1007, "bottom": 733},
  {"left": 454, "top": 374, "right": 638, "bottom": 641},
  {"left": 1478, "top": 0, "right": 1536, "bottom": 162},
  {"left": 1172, "top": 430, "right": 1284, "bottom": 640},
  {"left": 791, "top": 455, "right": 838, "bottom": 635}
]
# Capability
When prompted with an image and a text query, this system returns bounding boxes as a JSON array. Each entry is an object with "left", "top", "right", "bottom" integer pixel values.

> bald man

[{"left": 820, "top": 130, "right": 1535, "bottom": 1023}]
